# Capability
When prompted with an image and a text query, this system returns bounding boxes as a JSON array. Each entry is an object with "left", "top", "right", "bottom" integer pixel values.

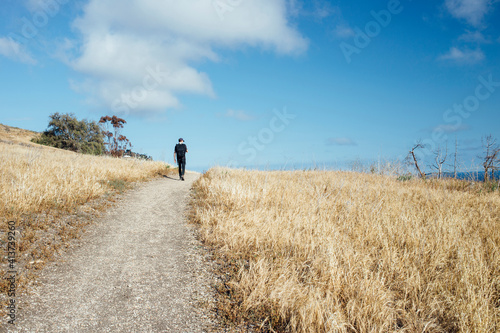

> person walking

[{"left": 174, "top": 138, "right": 188, "bottom": 180}]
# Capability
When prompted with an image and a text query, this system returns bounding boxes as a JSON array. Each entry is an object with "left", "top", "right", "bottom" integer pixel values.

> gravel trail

[{"left": 6, "top": 172, "right": 216, "bottom": 333}]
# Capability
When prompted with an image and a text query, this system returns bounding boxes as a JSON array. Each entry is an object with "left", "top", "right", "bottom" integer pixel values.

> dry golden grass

[
  {"left": 0, "top": 123, "right": 40, "bottom": 147},
  {"left": 190, "top": 167, "right": 500, "bottom": 332},
  {"left": 0, "top": 142, "right": 170, "bottom": 221}
]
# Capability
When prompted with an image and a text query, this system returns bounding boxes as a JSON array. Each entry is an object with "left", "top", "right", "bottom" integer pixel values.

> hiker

[{"left": 174, "top": 138, "right": 188, "bottom": 181}]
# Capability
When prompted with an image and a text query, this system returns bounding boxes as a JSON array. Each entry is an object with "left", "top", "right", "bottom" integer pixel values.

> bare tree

[
  {"left": 407, "top": 142, "right": 426, "bottom": 179},
  {"left": 453, "top": 137, "right": 459, "bottom": 179},
  {"left": 481, "top": 135, "right": 499, "bottom": 182},
  {"left": 431, "top": 143, "right": 448, "bottom": 179}
]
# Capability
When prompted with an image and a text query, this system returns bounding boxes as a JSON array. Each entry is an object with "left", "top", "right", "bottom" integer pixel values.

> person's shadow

[{"left": 163, "top": 175, "right": 182, "bottom": 181}]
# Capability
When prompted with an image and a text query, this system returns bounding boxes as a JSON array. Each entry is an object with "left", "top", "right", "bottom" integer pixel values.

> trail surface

[{"left": 8, "top": 172, "right": 216, "bottom": 332}]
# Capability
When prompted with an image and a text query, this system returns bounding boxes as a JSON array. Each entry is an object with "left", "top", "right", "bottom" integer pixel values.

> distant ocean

[{"left": 437, "top": 171, "right": 500, "bottom": 182}]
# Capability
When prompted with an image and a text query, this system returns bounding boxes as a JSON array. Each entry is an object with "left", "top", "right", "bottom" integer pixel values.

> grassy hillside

[
  {"left": 0, "top": 124, "right": 173, "bottom": 311},
  {"left": 0, "top": 123, "right": 40, "bottom": 147},
  {"left": 190, "top": 167, "right": 500, "bottom": 332}
]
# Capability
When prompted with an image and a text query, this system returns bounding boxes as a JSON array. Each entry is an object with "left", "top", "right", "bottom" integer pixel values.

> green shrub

[
  {"left": 32, "top": 113, "right": 104, "bottom": 155},
  {"left": 106, "top": 179, "right": 129, "bottom": 193},
  {"left": 397, "top": 174, "right": 413, "bottom": 182}
]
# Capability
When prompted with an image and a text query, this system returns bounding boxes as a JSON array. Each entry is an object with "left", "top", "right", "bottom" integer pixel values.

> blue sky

[{"left": 1, "top": 0, "right": 499, "bottom": 172}]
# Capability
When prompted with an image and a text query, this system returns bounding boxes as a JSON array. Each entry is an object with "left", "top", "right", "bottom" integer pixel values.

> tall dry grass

[
  {"left": 0, "top": 142, "right": 170, "bottom": 221},
  {"left": 190, "top": 167, "right": 500, "bottom": 332}
]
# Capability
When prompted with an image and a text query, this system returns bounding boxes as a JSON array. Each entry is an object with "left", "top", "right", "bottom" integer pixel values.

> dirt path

[{"left": 6, "top": 172, "right": 217, "bottom": 332}]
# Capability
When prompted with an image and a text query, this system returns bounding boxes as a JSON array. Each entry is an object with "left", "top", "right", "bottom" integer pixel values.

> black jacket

[{"left": 175, "top": 143, "right": 187, "bottom": 160}]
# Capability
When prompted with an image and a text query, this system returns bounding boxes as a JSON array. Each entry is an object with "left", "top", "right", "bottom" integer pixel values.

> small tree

[
  {"left": 453, "top": 137, "right": 459, "bottom": 179},
  {"left": 481, "top": 135, "right": 499, "bottom": 182},
  {"left": 33, "top": 113, "right": 104, "bottom": 155},
  {"left": 99, "top": 115, "right": 132, "bottom": 157},
  {"left": 431, "top": 143, "right": 447, "bottom": 179},
  {"left": 407, "top": 142, "right": 426, "bottom": 179}
]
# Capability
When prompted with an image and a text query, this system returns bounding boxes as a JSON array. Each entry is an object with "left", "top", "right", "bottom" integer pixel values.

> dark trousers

[{"left": 178, "top": 157, "right": 186, "bottom": 178}]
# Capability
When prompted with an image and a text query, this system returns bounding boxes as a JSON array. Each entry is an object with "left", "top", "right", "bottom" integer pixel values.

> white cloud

[
  {"left": 458, "top": 30, "right": 491, "bottom": 43},
  {"left": 439, "top": 47, "right": 484, "bottom": 64},
  {"left": 312, "top": 2, "right": 336, "bottom": 21},
  {"left": 287, "top": 0, "right": 336, "bottom": 20},
  {"left": 24, "top": 0, "right": 66, "bottom": 16},
  {"left": 445, "top": 0, "right": 493, "bottom": 27},
  {"left": 326, "top": 137, "right": 357, "bottom": 146},
  {"left": 219, "top": 110, "right": 255, "bottom": 121},
  {"left": 68, "top": 0, "right": 308, "bottom": 114},
  {"left": 25, "top": 0, "right": 46, "bottom": 12},
  {"left": 287, "top": 0, "right": 302, "bottom": 17},
  {"left": 326, "top": 6, "right": 355, "bottom": 39},
  {"left": 0, "top": 37, "right": 36, "bottom": 64},
  {"left": 333, "top": 24, "right": 355, "bottom": 39},
  {"left": 433, "top": 124, "right": 470, "bottom": 133}
]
